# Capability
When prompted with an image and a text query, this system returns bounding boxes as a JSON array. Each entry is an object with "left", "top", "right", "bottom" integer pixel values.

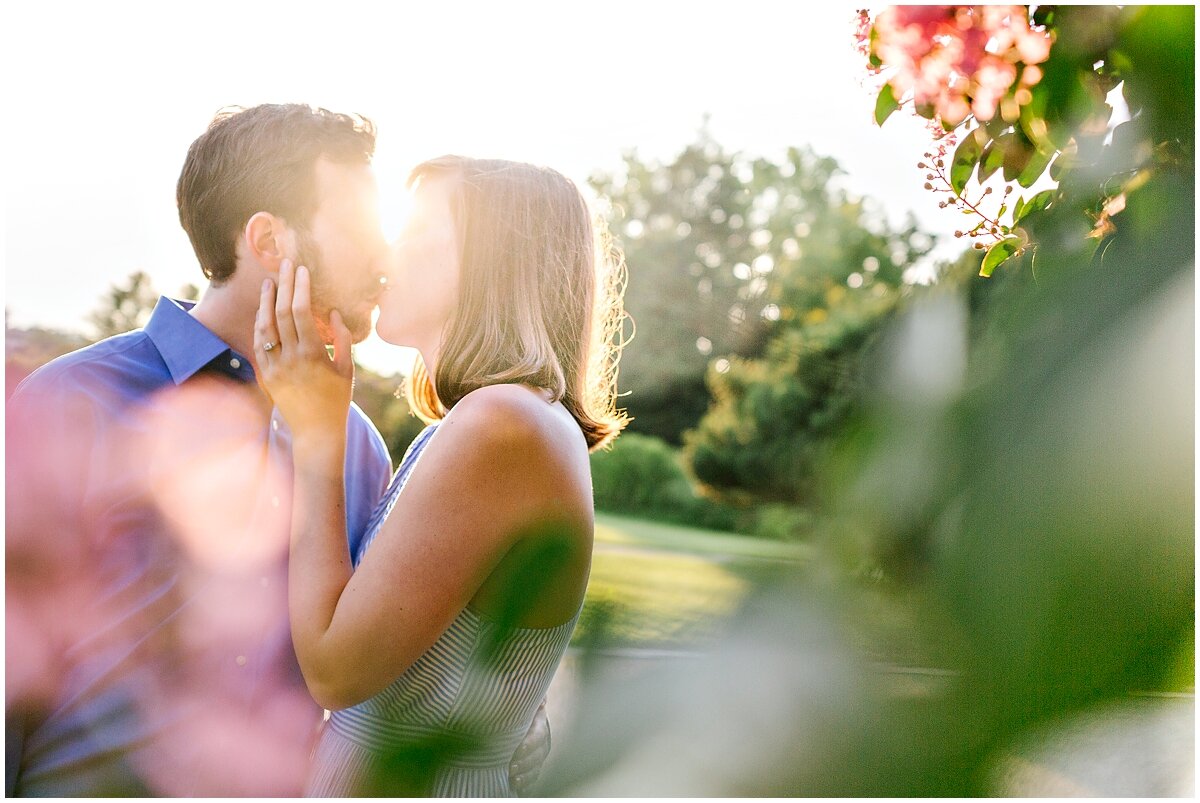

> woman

[{"left": 254, "top": 156, "right": 627, "bottom": 796}]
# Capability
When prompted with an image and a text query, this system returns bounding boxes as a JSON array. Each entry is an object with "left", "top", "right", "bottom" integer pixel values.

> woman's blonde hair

[{"left": 404, "top": 156, "right": 629, "bottom": 451}]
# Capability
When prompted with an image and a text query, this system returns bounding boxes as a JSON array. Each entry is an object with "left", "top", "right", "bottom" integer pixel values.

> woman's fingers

[
  {"left": 275, "top": 258, "right": 300, "bottom": 350},
  {"left": 255, "top": 278, "right": 280, "bottom": 360},
  {"left": 330, "top": 309, "right": 354, "bottom": 379},
  {"left": 292, "top": 266, "right": 324, "bottom": 355}
]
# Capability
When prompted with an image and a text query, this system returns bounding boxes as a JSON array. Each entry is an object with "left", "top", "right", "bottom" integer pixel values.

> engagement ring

[{"left": 263, "top": 341, "right": 278, "bottom": 352}]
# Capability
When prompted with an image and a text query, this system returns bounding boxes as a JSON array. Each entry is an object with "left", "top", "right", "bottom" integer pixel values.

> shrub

[
  {"left": 591, "top": 433, "right": 742, "bottom": 532},
  {"left": 752, "top": 503, "right": 816, "bottom": 542}
]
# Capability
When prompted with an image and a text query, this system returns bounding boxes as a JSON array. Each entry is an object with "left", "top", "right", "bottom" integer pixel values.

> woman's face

[{"left": 374, "top": 176, "right": 461, "bottom": 355}]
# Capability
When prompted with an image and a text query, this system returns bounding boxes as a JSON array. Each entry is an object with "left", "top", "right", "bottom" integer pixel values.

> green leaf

[
  {"left": 1013, "top": 194, "right": 1026, "bottom": 220},
  {"left": 951, "top": 129, "right": 986, "bottom": 196},
  {"left": 1017, "top": 146, "right": 1054, "bottom": 188},
  {"left": 977, "top": 138, "right": 1007, "bottom": 182},
  {"left": 1049, "top": 150, "right": 1075, "bottom": 181},
  {"left": 980, "top": 236, "right": 1023, "bottom": 277},
  {"left": 1002, "top": 135, "right": 1033, "bottom": 182},
  {"left": 874, "top": 83, "right": 900, "bottom": 126},
  {"left": 1013, "top": 189, "right": 1055, "bottom": 223}
]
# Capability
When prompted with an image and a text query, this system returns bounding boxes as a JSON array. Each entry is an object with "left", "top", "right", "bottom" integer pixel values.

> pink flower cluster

[{"left": 862, "top": 6, "right": 1052, "bottom": 127}]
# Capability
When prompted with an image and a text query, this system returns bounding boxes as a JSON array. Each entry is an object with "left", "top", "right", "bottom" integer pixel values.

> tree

[
  {"left": 673, "top": 154, "right": 933, "bottom": 509},
  {"left": 86, "top": 272, "right": 204, "bottom": 341},
  {"left": 88, "top": 270, "right": 161, "bottom": 339},
  {"left": 591, "top": 131, "right": 932, "bottom": 445}
]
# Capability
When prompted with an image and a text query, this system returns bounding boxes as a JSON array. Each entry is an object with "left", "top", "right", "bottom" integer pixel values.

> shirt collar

[{"left": 144, "top": 296, "right": 254, "bottom": 385}]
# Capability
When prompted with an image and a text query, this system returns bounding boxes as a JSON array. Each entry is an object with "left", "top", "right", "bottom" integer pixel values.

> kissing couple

[{"left": 7, "top": 103, "right": 628, "bottom": 797}]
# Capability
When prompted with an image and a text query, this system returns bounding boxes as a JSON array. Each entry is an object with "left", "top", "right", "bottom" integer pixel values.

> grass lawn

[
  {"left": 573, "top": 513, "right": 811, "bottom": 649},
  {"left": 594, "top": 511, "right": 812, "bottom": 562}
]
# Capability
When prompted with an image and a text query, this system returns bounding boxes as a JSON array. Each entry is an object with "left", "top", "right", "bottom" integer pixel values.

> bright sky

[{"left": 3, "top": 1, "right": 970, "bottom": 375}]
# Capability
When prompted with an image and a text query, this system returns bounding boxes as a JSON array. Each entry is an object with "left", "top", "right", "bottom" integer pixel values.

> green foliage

[
  {"left": 950, "top": 128, "right": 986, "bottom": 195},
  {"left": 1020, "top": 5, "right": 1191, "bottom": 260},
  {"left": 681, "top": 169, "right": 931, "bottom": 509},
  {"left": 547, "top": 12, "right": 1193, "bottom": 792},
  {"left": 590, "top": 131, "right": 929, "bottom": 443},
  {"left": 84, "top": 271, "right": 204, "bottom": 341},
  {"left": 1011, "top": 188, "right": 1053, "bottom": 223},
  {"left": 750, "top": 503, "right": 816, "bottom": 543},
  {"left": 870, "top": 6, "right": 1194, "bottom": 278},
  {"left": 874, "top": 83, "right": 899, "bottom": 126},
  {"left": 686, "top": 292, "right": 897, "bottom": 506},
  {"left": 979, "top": 235, "right": 1022, "bottom": 278},
  {"left": 600, "top": 134, "right": 936, "bottom": 513},
  {"left": 590, "top": 432, "right": 742, "bottom": 532},
  {"left": 977, "top": 137, "right": 1006, "bottom": 182},
  {"left": 843, "top": 163, "right": 1190, "bottom": 778},
  {"left": 548, "top": 136, "right": 1194, "bottom": 803}
]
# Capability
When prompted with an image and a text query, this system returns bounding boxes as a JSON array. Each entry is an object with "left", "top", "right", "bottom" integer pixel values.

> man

[{"left": 5, "top": 104, "right": 547, "bottom": 796}]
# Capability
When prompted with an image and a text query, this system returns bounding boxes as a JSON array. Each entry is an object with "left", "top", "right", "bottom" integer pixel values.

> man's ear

[{"left": 243, "top": 212, "right": 293, "bottom": 273}]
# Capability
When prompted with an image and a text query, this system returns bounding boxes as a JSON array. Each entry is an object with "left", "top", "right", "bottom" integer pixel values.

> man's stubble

[{"left": 294, "top": 229, "right": 375, "bottom": 344}]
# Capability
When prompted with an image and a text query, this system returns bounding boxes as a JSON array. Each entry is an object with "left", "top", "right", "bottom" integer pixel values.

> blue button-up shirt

[{"left": 6, "top": 297, "right": 393, "bottom": 796}]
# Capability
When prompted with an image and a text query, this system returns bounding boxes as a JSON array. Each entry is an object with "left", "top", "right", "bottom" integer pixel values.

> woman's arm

[
  {"left": 288, "top": 425, "right": 355, "bottom": 700},
  {"left": 300, "top": 387, "right": 581, "bottom": 709},
  {"left": 253, "top": 261, "right": 358, "bottom": 704}
]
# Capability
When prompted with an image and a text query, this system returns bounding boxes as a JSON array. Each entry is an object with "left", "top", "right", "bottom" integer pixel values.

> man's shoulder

[
  {"left": 347, "top": 401, "right": 392, "bottom": 471},
  {"left": 347, "top": 400, "right": 382, "bottom": 439},
  {"left": 10, "top": 330, "right": 165, "bottom": 405}
]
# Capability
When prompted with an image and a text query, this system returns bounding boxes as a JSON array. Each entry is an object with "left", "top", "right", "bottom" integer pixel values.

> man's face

[{"left": 292, "top": 158, "right": 387, "bottom": 344}]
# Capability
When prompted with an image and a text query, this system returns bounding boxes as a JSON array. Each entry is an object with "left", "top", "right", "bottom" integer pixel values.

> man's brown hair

[{"left": 176, "top": 103, "right": 376, "bottom": 284}]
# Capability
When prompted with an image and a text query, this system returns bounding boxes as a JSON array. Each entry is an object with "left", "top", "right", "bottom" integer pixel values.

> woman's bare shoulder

[{"left": 442, "top": 384, "right": 580, "bottom": 455}]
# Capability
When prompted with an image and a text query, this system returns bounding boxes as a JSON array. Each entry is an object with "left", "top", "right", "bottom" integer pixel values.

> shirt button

[
  {"left": 235, "top": 655, "right": 247, "bottom": 667},
  {"left": 272, "top": 419, "right": 280, "bottom": 432},
  {"left": 229, "top": 357, "right": 242, "bottom": 370}
]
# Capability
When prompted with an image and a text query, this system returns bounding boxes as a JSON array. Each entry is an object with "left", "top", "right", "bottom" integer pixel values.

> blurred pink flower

[
  {"left": 1014, "top": 27, "right": 1052, "bottom": 63},
  {"left": 972, "top": 57, "right": 1019, "bottom": 119},
  {"left": 865, "top": 5, "right": 1053, "bottom": 127},
  {"left": 135, "top": 688, "right": 316, "bottom": 795},
  {"left": 1019, "top": 64, "right": 1044, "bottom": 87},
  {"left": 138, "top": 378, "right": 292, "bottom": 574},
  {"left": 939, "top": 96, "right": 972, "bottom": 127}
]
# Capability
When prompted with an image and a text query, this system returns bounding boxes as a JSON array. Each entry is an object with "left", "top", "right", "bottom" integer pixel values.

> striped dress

[{"left": 305, "top": 424, "right": 580, "bottom": 797}]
